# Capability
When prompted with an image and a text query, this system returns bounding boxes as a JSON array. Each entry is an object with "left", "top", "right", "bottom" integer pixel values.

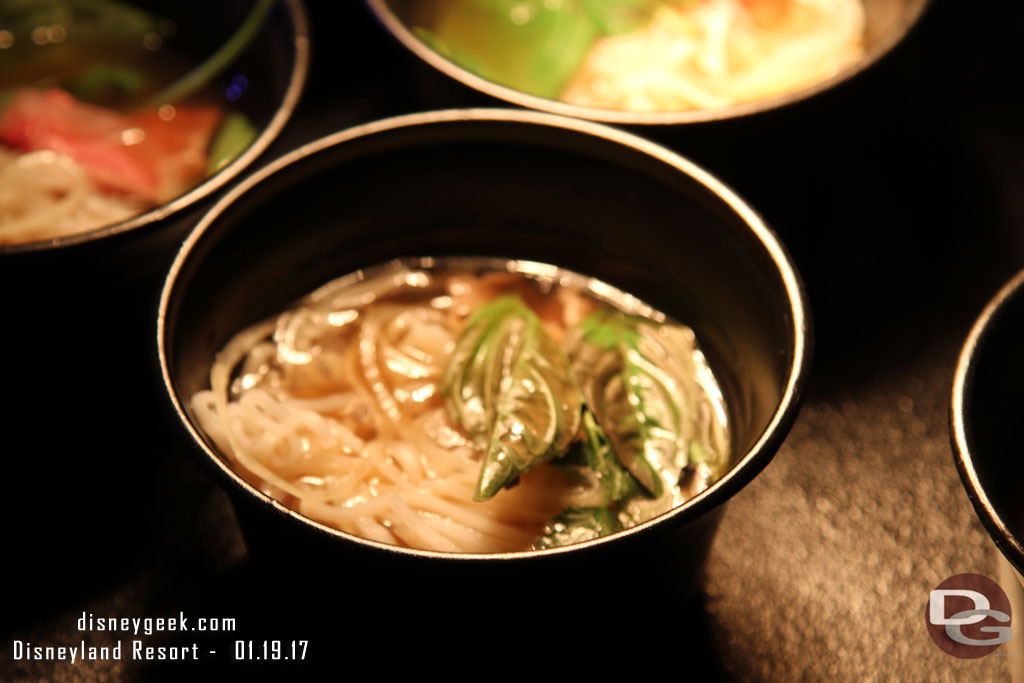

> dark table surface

[{"left": 3, "top": 1, "right": 1023, "bottom": 680}]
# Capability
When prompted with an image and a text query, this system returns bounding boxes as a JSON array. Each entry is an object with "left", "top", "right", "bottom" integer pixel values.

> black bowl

[
  {"left": 952, "top": 269, "right": 1024, "bottom": 576},
  {"left": 0, "top": 0, "right": 309, "bottom": 263},
  {"left": 365, "top": 0, "right": 930, "bottom": 125},
  {"left": 158, "top": 109, "right": 811, "bottom": 612},
  {"left": 0, "top": 1, "right": 307, "bottom": 621}
]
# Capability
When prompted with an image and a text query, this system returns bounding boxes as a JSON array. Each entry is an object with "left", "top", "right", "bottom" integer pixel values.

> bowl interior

[
  {"left": 161, "top": 111, "right": 808, "bottom": 554},
  {"left": 0, "top": 0, "right": 307, "bottom": 254},
  {"left": 368, "top": 0, "right": 930, "bottom": 124},
  {"left": 955, "top": 271, "right": 1024, "bottom": 573}
]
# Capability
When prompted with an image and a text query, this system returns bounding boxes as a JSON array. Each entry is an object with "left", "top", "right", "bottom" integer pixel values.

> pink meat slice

[{"left": 0, "top": 88, "right": 221, "bottom": 203}]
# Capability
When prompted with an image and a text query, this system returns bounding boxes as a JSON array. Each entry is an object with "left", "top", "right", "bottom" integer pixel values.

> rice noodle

[
  {"left": 0, "top": 147, "right": 146, "bottom": 243},
  {"left": 560, "top": 0, "right": 866, "bottom": 112}
]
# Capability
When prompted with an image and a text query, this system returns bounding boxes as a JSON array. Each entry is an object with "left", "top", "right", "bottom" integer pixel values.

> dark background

[{"left": 2, "top": 0, "right": 1023, "bottom": 679}]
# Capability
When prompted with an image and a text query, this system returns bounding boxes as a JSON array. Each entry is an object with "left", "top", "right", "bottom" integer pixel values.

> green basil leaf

[
  {"left": 442, "top": 295, "right": 583, "bottom": 501},
  {"left": 409, "top": 0, "right": 598, "bottom": 99},
  {"left": 567, "top": 311, "right": 729, "bottom": 499},
  {"left": 580, "top": 408, "right": 644, "bottom": 504},
  {"left": 206, "top": 112, "right": 257, "bottom": 176},
  {"left": 533, "top": 506, "right": 622, "bottom": 549},
  {"left": 67, "top": 63, "right": 144, "bottom": 102}
]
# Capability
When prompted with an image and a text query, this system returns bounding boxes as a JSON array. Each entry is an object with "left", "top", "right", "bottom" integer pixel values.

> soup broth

[
  {"left": 191, "top": 258, "right": 731, "bottom": 553},
  {"left": 395, "top": 0, "right": 865, "bottom": 112}
]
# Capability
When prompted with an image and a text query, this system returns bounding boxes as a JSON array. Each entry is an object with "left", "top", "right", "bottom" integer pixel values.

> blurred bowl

[
  {"left": 365, "top": 0, "right": 930, "bottom": 125},
  {"left": 0, "top": 0, "right": 307, "bottom": 619},
  {"left": 952, "top": 269, "right": 1024, "bottom": 577},
  {"left": 0, "top": 0, "right": 309, "bottom": 263},
  {"left": 158, "top": 109, "right": 811, "bottom": 609}
]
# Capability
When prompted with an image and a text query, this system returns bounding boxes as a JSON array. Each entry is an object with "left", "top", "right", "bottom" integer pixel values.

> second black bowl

[
  {"left": 952, "top": 269, "right": 1024, "bottom": 577},
  {"left": 366, "top": 0, "right": 930, "bottom": 125}
]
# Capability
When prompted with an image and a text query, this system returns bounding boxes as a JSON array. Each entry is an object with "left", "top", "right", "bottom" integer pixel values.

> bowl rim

[
  {"left": 158, "top": 107, "right": 812, "bottom": 561},
  {"left": 364, "top": 0, "right": 932, "bottom": 126},
  {"left": 951, "top": 268, "right": 1024, "bottom": 576},
  {"left": 0, "top": 0, "right": 310, "bottom": 255}
]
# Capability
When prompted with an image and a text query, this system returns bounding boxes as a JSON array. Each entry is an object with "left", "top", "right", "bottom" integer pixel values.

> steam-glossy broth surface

[{"left": 191, "top": 258, "right": 731, "bottom": 553}]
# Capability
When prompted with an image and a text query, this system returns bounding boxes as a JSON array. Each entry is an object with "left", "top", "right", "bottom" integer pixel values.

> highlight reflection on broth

[
  {"left": 395, "top": 0, "right": 865, "bottom": 112},
  {"left": 191, "top": 259, "right": 731, "bottom": 553}
]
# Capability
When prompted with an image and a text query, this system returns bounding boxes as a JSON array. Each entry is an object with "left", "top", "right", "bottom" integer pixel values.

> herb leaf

[
  {"left": 442, "top": 295, "right": 583, "bottom": 500},
  {"left": 66, "top": 63, "right": 145, "bottom": 102},
  {"left": 411, "top": 0, "right": 598, "bottom": 99},
  {"left": 568, "top": 311, "right": 725, "bottom": 498},
  {"left": 534, "top": 506, "right": 622, "bottom": 550},
  {"left": 580, "top": 408, "right": 643, "bottom": 504},
  {"left": 533, "top": 409, "right": 644, "bottom": 549},
  {"left": 206, "top": 112, "right": 257, "bottom": 176}
]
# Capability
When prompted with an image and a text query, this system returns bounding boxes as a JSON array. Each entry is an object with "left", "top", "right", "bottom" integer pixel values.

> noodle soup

[
  {"left": 390, "top": 0, "right": 865, "bottom": 113},
  {"left": 190, "top": 258, "right": 731, "bottom": 554},
  {"left": 0, "top": 0, "right": 283, "bottom": 245},
  {"left": 158, "top": 111, "right": 809, "bottom": 595}
]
